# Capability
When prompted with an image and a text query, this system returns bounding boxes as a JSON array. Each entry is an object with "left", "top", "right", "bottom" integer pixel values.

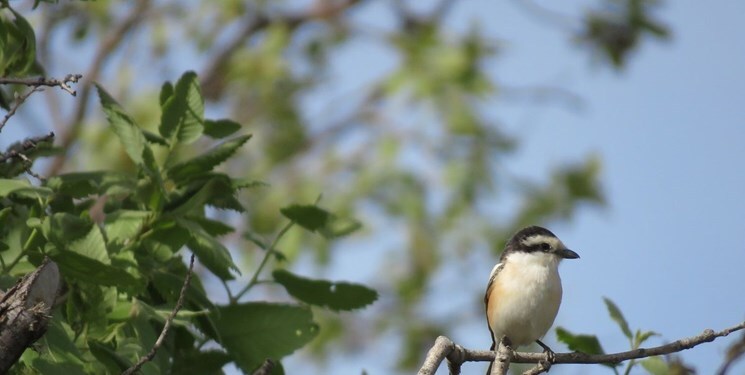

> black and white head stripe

[{"left": 503, "top": 226, "right": 561, "bottom": 255}]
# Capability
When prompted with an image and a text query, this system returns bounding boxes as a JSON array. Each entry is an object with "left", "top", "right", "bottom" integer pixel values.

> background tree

[{"left": 2, "top": 0, "right": 744, "bottom": 374}]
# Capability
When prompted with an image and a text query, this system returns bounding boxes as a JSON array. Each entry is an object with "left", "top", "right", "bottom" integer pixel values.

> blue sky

[{"left": 290, "top": 1, "right": 745, "bottom": 374}]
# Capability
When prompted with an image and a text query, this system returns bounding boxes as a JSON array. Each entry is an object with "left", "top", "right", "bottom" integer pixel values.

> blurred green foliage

[{"left": 0, "top": 0, "right": 670, "bottom": 373}]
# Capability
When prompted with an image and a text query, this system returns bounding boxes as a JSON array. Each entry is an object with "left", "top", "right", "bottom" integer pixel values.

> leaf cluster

[{"left": 1, "top": 71, "right": 376, "bottom": 374}]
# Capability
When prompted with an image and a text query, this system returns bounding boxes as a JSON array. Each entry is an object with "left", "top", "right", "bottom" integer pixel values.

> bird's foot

[{"left": 535, "top": 339, "right": 555, "bottom": 371}]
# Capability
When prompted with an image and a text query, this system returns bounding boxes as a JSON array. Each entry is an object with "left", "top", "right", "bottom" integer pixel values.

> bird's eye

[{"left": 540, "top": 243, "right": 551, "bottom": 251}]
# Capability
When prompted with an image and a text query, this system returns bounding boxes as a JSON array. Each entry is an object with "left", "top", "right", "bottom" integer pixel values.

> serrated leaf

[
  {"left": 0, "top": 178, "right": 52, "bottom": 199},
  {"left": 159, "top": 71, "right": 204, "bottom": 144},
  {"left": 204, "top": 118, "right": 242, "bottom": 139},
  {"left": 96, "top": 84, "right": 150, "bottom": 166},
  {"left": 280, "top": 204, "right": 361, "bottom": 239},
  {"left": 604, "top": 297, "right": 633, "bottom": 340},
  {"left": 67, "top": 223, "right": 110, "bottom": 264},
  {"left": 159, "top": 81, "right": 174, "bottom": 106},
  {"left": 555, "top": 327, "right": 611, "bottom": 368},
  {"left": 166, "top": 176, "right": 236, "bottom": 217},
  {"left": 46, "top": 171, "right": 134, "bottom": 197},
  {"left": 634, "top": 329, "right": 660, "bottom": 349},
  {"left": 2, "top": 8, "right": 36, "bottom": 76},
  {"left": 49, "top": 250, "right": 138, "bottom": 287},
  {"left": 151, "top": 268, "right": 214, "bottom": 310},
  {"left": 167, "top": 134, "right": 251, "bottom": 183},
  {"left": 281, "top": 204, "right": 329, "bottom": 232},
  {"left": 44, "top": 214, "right": 108, "bottom": 264},
  {"left": 187, "top": 215, "right": 235, "bottom": 237},
  {"left": 273, "top": 269, "right": 378, "bottom": 311},
  {"left": 171, "top": 350, "right": 231, "bottom": 375},
  {"left": 212, "top": 303, "right": 318, "bottom": 373},
  {"left": 142, "top": 129, "right": 169, "bottom": 146},
  {"left": 88, "top": 340, "right": 132, "bottom": 373},
  {"left": 181, "top": 219, "right": 238, "bottom": 280},
  {"left": 640, "top": 356, "right": 669, "bottom": 375},
  {"left": 142, "top": 221, "right": 190, "bottom": 261},
  {"left": 104, "top": 210, "right": 151, "bottom": 244}
]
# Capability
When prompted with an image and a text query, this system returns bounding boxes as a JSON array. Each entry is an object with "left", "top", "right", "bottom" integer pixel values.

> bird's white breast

[{"left": 487, "top": 252, "right": 563, "bottom": 347}]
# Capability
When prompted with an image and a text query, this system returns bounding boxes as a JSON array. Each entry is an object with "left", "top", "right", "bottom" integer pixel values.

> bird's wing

[{"left": 484, "top": 262, "right": 503, "bottom": 350}]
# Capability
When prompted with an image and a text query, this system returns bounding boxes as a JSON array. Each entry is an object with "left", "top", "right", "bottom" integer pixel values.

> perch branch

[{"left": 417, "top": 321, "right": 745, "bottom": 375}]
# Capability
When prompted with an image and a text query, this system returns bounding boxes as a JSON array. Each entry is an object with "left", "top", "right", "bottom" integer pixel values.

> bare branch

[
  {"left": 0, "top": 88, "right": 40, "bottom": 132},
  {"left": 418, "top": 322, "right": 745, "bottom": 374},
  {"left": 0, "top": 258, "right": 60, "bottom": 373},
  {"left": 251, "top": 359, "right": 276, "bottom": 375},
  {"left": 121, "top": 253, "right": 196, "bottom": 375},
  {"left": 0, "top": 74, "right": 83, "bottom": 96},
  {"left": 0, "top": 132, "right": 55, "bottom": 163},
  {"left": 489, "top": 337, "right": 512, "bottom": 375}
]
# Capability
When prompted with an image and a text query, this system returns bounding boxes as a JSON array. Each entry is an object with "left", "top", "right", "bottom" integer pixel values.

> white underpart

[{"left": 489, "top": 251, "right": 563, "bottom": 347}]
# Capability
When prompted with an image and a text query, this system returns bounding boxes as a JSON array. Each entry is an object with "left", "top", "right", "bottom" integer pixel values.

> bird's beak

[{"left": 557, "top": 248, "right": 580, "bottom": 259}]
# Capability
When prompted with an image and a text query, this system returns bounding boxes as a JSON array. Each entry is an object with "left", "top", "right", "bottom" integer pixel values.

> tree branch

[
  {"left": 417, "top": 321, "right": 745, "bottom": 375},
  {"left": 121, "top": 253, "right": 195, "bottom": 375},
  {"left": 0, "top": 74, "right": 83, "bottom": 96},
  {"left": 0, "top": 258, "right": 60, "bottom": 373}
]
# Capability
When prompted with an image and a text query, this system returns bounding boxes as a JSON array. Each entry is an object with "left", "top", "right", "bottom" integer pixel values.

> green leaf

[
  {"left": 0, "top": 178, "right": 52, "bottom": 199},
  {"left": 604, "top": 297, "right": 633, "bottom": 340},
  {"left": 181, "top": 219, "right": 238, "bottom": 280},
  {"left": 203, "top": 118, "right": 242, "bottom": 139},
  {"left": 142, "top": 129, "right": 169, "bottom": 146},
  {"left": 49, "top": 250, "right": 139, "bottom": 288},
  {"left": 88, "top": 340, "right": 132, "bottom": 373},
  {"left": 159, "top": 81, "right": 174, "bottom": 106},
  {"left": 280, "top": 204, "right": 362, "bottom": 239},
  {"left": 46, "top": 171, "right": 134, "bottom": 197},
  {"left": 273, "top": 269, "right": 378, "bottom": 311},
  {"left": 104, "top": 210, "right": 151, "bottom": 244},
  {"left": 151, "top": 268, "right": 214, "bottom": 309},
  {"left": 187, "top": 215, "right": 235, "bottom": 237},
  {"left": 96, "top": 84, "right": 150, "bottom": 166},
  {"left": 634, "top": 329, "right": 659, "bottom": 349},
  {"left": 555, "top": 327, "right": 609, "bottom": 362},
  {"left": 167, "top": 134, "right": 251, "bottom": 183},
  {"left": 640, "top": 356, "right": 669, "bottom": 375},
  {"left": 171, "top": 350, "right": 231, "bottom": 375},
  {"left": 142, "top": 221, "right": 189, "bottom": 261},
  {"left": 159, "top": 71, "right": 204, "bottom": 144},
  {"left": 212, "top": 303, "right": 318, "bottom": 373},
  {"left": 1, "top": 8, "right": 36, "bottom": 76},
  {"left": 281, "top": 204, "right": 329, "bottom": 232},
  {"left": 67, "top": 222, "right": 110, "bottom": 264},
  {"left": 166, "top": 176, "right": 237, "bottom": 216}
]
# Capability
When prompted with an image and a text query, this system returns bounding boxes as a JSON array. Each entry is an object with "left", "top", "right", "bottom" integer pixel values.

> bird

[{"left": 484, "top": 226, "right": 579, "bottom": 374}]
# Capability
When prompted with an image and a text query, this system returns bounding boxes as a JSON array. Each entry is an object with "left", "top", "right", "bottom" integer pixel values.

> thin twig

[
  {"left": 251, "top": 359, "right": 275, "bottom": 375},
  {"left": 0, "top": 88, "right": 41, "bottom": 132},
  {"left": 417, "top": 321, "right": 745, "bottom": 375},
  {"left": 0, "top": 74, "right": 83, "bottom": 96},
  {"left": 232, "top": 221, "right": 294, "bottom": 303},
  {"left": 0, "top": 132, "right": 55, "bottom": 163},
  {"left": 121, "top": 253, "right": 196, "bottom": 375}
]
